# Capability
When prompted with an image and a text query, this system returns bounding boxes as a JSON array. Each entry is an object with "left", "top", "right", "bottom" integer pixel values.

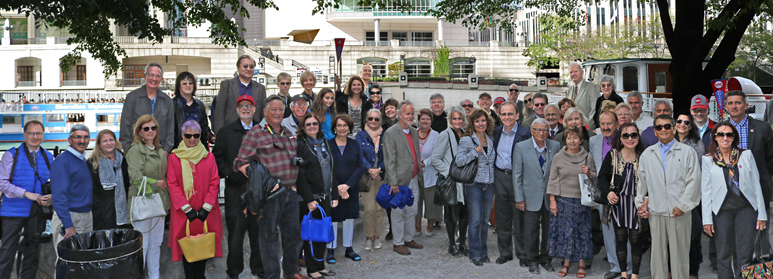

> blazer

[
  {"left": 566, "top": 80, "right": 601, "bottom": 128},
  {"left": 513, "top": 138, "right": 561, "bottom": 212},
  {"left": 492, "top": 124, "right": 532, "bottom": 169},
  {"left": 589, "top": 134, "right": 608, "bottom": 173},
  {"left": 746, "top": 118, "right": 773, "bottom": 202},
  {"left": 383, "top": 123, "right": 424, "bottom": 187},
  {"left": 119, "top": 85, "right": 175, "bottom": 152},
  {"left": 335, "top": 95, "right": 374, "bottom": 133},
  {"left": 701, "top": 151, "right": 767, "bottom": 224},
  {"left": 635, "top": 141, "right": 701, "bottom": 216},
  {"left": 431, "top": 127, "right": 464, "bottom": 203},
  {"left": 456, "top": 134, "right": 496, "bottom": 185},
  {"left": 212, "top": 119, "right": 257, "bottom": 187},
  {"left": 355, "top": 130, "right": 385, "bottom": 180},
  {"left": 212, "top": 77, "right": 267, "bottom": 134},
  {"left": 329, "top": 137, "right": 367, "bottom": 221}
]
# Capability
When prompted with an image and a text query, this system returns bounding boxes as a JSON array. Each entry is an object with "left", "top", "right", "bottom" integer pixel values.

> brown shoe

[
  {"left": 404, "top": 240, "right": 424, "bottom": 249},
  {"left": 393, "top": 245, "right": 411, "bottom": 255},
  {"left": 283, "top": 273, "right": 311, "bottom": 279}
]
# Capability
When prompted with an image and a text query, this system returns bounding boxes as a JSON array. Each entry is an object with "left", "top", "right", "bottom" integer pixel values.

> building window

[
  {"left": 404, "top": 58, "right": 431, "bottom": 77},
  {"left": 123, "top": 64, "right": 145, "bottom": 86},
  {"left": 412, "top": 32, "right": 432, "bottom": 41},
  {"left": 365, "top": 32, "right": 388, "bottom": 41},
  {"left": 392, "top": 32, "right": 408, "bottom": 41},
  {"left": 77, "top": 65, "right": 86, "bottom": 81},
  {"left": 17, "top": 66, "right": 34, "bottom": 82},
  {"left": 450, "top": 57, "right": 475, "bottom": 79}
]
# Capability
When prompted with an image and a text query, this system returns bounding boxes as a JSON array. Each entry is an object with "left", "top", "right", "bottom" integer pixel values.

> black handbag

[
  {"left": 449, "top": 136, "right": 478, "bottom": 184},
  {"left": 433, "top": 135, "right": 458, "bottom": 206}
]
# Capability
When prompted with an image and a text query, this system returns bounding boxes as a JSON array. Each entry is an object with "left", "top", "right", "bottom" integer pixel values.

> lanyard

[{"left": 265, "top": 124, "right": 284, "bottom": 136}]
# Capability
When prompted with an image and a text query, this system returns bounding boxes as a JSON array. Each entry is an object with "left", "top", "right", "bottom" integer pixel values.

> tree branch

[
  {"left": 687, "top": 0, "right": 743, "bottom": 70},
  {"left": 704, "top": 2, "right": 760, "bottom": 77},
  {"left": 655, "top": 0, "right": 676, "bottom": 51}
]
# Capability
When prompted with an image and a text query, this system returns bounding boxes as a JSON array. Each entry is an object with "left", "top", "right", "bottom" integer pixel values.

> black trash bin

[{"left": 56, "top": 228, "right": 143, "bottom": 279}]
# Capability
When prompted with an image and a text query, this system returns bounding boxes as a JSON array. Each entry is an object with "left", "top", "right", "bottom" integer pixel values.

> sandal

[
  {"left": 576, "top": 265, "right": 586, "bottom": 278},
  {"left": 325, "top": 249, "right": 336, "bottom": 264},
  {"left": 318, "top": 270, "right": 336, "bottom": 276},
  {"left": 344, "top": 248, "right": 361, "bottom": 261},
  {"left": 558, "top": 264, "right": 570, "bottom": 277},
  {"left": 307, "top": 273, "right": 326, "bottom": 279}
]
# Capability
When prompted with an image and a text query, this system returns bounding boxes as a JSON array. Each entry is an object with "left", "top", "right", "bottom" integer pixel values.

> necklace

[{"left": 419, "top": 129, "right": 430, "bottom": 141}]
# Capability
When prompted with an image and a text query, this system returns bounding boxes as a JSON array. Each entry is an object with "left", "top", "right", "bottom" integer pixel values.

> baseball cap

[
  {"left": 290, "top": 94, "right": 311, "bottom": 104},
  {"left": 494, "top": 97, "right": 505, "bottom": 105},
  {"left": 479, "top": 92, "right": 492, "bottom": 100},
  {"left": 237, "top": 95, "right": 255, "bottom": 106},
  {"left": 690, "top": 95, "right": 708, "bottom": 110}
]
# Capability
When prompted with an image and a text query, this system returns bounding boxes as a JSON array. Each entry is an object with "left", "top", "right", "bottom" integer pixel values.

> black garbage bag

[{"left": 56, "top": 228, "right": 143, "bottom": 279}]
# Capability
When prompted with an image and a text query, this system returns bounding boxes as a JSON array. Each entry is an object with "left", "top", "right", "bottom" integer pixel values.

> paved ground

[{"left": 21, "top": 208, "right": 721, "bottom": 279}]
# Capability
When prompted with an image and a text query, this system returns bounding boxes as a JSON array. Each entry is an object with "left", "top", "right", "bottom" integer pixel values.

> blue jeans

[{"left": 465, "top": 183, "right": 495, "bottom": 261}]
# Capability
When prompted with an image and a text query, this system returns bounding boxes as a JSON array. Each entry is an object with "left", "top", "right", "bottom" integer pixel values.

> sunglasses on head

[
  {"left": 621, "top": 132, "right": 639, "bottom": 140},
  {"left": 715, "top": 132, "right": 735, "bottom": 138},
  {"left": 654, "top": 124, "right": 673, "bottom": 131},
  {"left": 184, "top": 133, "right": 201, "bottom": 139},
  {"left": 676, "top": 119, "right": 691, "bottom": 126},
  {"left": 142, "top": 126, "right": 158, "bottom": 132}
]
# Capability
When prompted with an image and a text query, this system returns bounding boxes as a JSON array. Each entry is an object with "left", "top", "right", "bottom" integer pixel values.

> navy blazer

[
  {"left": 492, "top": 123, "right": 532, "bottom": 168},
  {"left": 747, "top": 118, "right": 773, "bottom": 202},
  {"left": 355, "top": 130, "right": 385, "bottom": 180},
  {"left": 329, "top": 138, "right": 368, "bottom": 190}
]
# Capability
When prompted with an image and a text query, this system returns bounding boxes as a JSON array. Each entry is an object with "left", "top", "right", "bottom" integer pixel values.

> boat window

[
  {"left": 588, "top": 66, "right": 599, "bottom": 82},
  {"left": 654, "top": 70, "right": 667, "bottom": 92},
  {"left": 604, "top": 66, "right": 615, "bottom": 78},
  {"left": 623, "top": 66, "right": 639, "bottom": 91}
]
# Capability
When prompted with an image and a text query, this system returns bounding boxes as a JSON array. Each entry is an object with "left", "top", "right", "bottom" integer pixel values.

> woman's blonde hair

[
  {"left": 89, "top": 129, "right": 123, "bottom": 172},
  {"left": 132, "top": 114, "right": 162, "bottom": 149}
]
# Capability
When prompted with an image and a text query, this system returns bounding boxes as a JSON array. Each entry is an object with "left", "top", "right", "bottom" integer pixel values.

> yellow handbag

[{"left": 177, "top": 220, "right": 216, "bottom": 262}]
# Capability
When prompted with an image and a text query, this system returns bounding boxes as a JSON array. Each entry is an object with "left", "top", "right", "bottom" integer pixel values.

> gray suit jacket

[
  {"left": 212, "top": 77, "right": 267, "bottom": 134},
  {"left": 119, "top": 85, "right": 174, "bottom": 152},
  {"left": 567, "top": 80, "right": 600, "bottom": 129},
  {"left": 513, "top": 138, "right": 561, "bottom": 212},
  {"left": 383, "top": 123, "right": 424, "bottom": 187},
  {"left": 588, "top": 134, "right": 605, "bottom": 173},
  {"left": 432, "top": 128, "right": 464, "bottom": 203}
]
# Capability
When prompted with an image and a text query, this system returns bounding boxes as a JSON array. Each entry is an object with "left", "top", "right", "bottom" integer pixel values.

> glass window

[
  {"left": 450, "top": 57, "right": 475, "bottom": 79},
  {"left": 365, "top": 32, "right": 388, "bottom": 41},
  {"left": 392, "top": 32, "right": 408, "bottom": 41},
  {"left": 405, "top": 58, "right": 431, "bottom": 77},
  {"left": 123, "top": 64, "right": 144, "bottom": 86},
  {"left": 412, "top": 32, "right": 433, "bottom": 42},
  {"left": 622, "top": 66, "right": 639, "bottom": 91}
]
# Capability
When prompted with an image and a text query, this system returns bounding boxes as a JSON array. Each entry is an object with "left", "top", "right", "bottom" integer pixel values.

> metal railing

[
  {"left": 62, "top": 80, "right": 87, "bottom": 86},
  {"left": 364, "top": 41, "right": 390, "bottom": 46},
  {"left": 170, "top": 37, "right": 212, "bottom": 44},
  {"left": 399, "top": 41, "right": 435, "bottom": 47},
  {"left": 247, "top": 40, "right": 281, "bottom": 47},
  {"left": 17, "top": 81, "right": 38, "bottom": 87},
  {"left": 444, "top": 41, "right": 490, "bottom": 47}
]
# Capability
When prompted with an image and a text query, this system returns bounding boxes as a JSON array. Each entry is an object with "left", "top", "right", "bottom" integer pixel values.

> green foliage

[
  {"left": 388, "top": 61, "right": 404, "bottom": 77},
  {"left": 734, "top": 21, "right": 773, "bottom": 83},
  {"left": 432, "top": 45, "right": 451, "bottom": 77}
]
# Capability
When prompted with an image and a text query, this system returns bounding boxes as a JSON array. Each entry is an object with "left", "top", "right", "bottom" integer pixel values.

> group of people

[{"left": 1, "top": 57, "right": 772, "bottom": 279}]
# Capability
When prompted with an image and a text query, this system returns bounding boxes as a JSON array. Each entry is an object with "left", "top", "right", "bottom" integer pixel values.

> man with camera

[
  {"left": 0, "top": 120, "right": 53, "bottom": 279},
  {"left": 235, "top": 95, "right": 309, "bottom": 279}
]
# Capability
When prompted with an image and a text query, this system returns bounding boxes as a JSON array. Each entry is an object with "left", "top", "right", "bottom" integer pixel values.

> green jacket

[{"left": 125, "top": 143, "right": 170, "bottom": 214}]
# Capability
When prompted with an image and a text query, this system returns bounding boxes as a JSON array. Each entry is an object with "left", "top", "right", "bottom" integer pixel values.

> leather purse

[
  {"left": 358, "top": 174, "right": 371, "bottom": 192},
  {"left": 130, "top": 176, "right": 167, "bottom": 222},
  {"left": 301, "top": 205, "right": 334, "bottom": 243},
  {"left": 449, "top": 136, "right": 478, "bottom": 184},
  {"left": 177, "top": 219, "right": 216, "bottom": 262}
]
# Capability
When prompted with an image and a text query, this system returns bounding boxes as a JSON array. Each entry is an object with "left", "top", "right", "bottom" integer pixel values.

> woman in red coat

[{"left": 167, "top": 120, "right": 223, "bottom": 279}]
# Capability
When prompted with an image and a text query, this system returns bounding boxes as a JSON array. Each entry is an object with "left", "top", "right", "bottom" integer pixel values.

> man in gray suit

[
  {"left": 212, "top": 55, "right": 267, "bottom": 140},
  {"left": 566, "top": 62, "right": 600, "bottom": 130},
  {"left": 589, "top": 111, "right": 632, "bottom": 279},
  {"left": 383, "top": 100, "right": 425, "bottom": 255},
  {"left": 513, "top": 118, "right": 560, "bottom": 274},
  {"left": 119, "top": 62, "right": 174, "bottom": 152}
]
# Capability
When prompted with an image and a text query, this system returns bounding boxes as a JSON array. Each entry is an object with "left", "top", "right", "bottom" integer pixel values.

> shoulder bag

[
  {"left": 449, "top": 136, "right": 479, "bottom": 184},
  {"left": 742, "top": 230, "right": 773, "bottom": 278},
  {"left": 130, "top": 176, "right": 167, "bottom": 222},
  {"left": 301, "top": 205, "right": 334, "bottom": 260},
  {"left": 178, "top": 219, "right": 216, "bottom": 262},
  {"left": 434, "top": 135, "right": 458, "bottom": 206},
  {"left": 580, "top": 154, "right": 600, "bottom": 207}
]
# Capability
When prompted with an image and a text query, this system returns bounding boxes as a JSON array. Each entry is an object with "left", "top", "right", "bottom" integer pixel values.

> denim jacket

[{"left": 355, "top": 130, "right": 385, "bottom": 180}]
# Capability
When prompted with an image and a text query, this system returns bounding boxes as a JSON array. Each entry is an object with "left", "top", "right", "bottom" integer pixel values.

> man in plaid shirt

[{"left": 235, "top": 94, "right": 308, "bottom": 279}]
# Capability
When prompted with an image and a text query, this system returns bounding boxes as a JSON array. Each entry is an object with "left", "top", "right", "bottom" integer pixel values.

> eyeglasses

[
  {"left": 533, "top": 102, "right": 546, "bottom": 107},
  {"left": 25, "top": 132, "right": 44, "bottom": 138},
  {"left": 532, "top": 128, "right": 549, "bottom": 133},
  {"left": 654, "top": 124, "right": 673, "bottom": 131},
  {"left": 184, "top": 133, "right": 201, "bottom": 139},
  {"left": 305, "top": 122, "right": 319, "bottom": 127},
  {"left": 509, "top": 89, "right": 519, "bottom": 92},
  {"left": 621, "top": 132, "right": 639, "bottom": 140},
  {"left": 238, "top": 104, "right": 255, "bottom": 109},
  {"left": 336, "top": 125, "right": 349, "bottom": 129},
  {"left": 142, "top": 126, "right": 158, "bottom": 132},
  {"left": 145, "top": 74, "right": 162, "bottom": 79},
  {"left": 461, "top": 104, "right": 473, "bottom": 108},
  {"left": 291, "top": 102, "right": 307, "bottom": 107},
  {"left": 715, "top": 132, "right": 735, "bottom": 138},
  {"left": 241, "top": 64, "right": 255, "bottom": 69},
  {"left": 368, "top": 117, "right": 380, "bottom": 122},
  {"left": 71, "top": 135, "right": 89, "bottom": 140},
  {"left": 500, "top": 112, "right": 516, "bottom": 116},
  {"left": 676, "top": 119, "right": 691, "bottom": 126},
  {"left": 525, "top": 98, "right": 532, "bottom": 104},
  {"left": 370, "top": 91, "right": 382, "bottom": 95},
  {"left": 279, "top": 82, "right": 291, "bottom": 86},
  {"left": 601, "top": 83, "right": 613, "bottom": 88}
]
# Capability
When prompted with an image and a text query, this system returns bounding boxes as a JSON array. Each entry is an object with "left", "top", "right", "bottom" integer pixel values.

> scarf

[
  {"left": 364, "top": 125, "right": 383, "bottom": 153},
  {"left": 98, "top": 152, "right": 128, "bottom": 225},
  {"left": 714, "top": 148, "right": 741, "bottom": 194},
  {"left": 172, "top": 141, "right": 209, "bottom": 200},
  {"left": 307, "top": 137, "right": 328, "bottom": 159}
]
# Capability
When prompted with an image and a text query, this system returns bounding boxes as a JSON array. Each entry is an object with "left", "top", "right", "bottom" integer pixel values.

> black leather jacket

[
  {"left": 242, "top": 161, "right": 282, "bottom": 217},
  {"left": 173, "top": 95, "right": 212, "bottom": 150}
]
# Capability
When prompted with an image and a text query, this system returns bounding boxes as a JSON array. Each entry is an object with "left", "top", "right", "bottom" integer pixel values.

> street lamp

[
  {"left": 329, "top": 55, "right": 335, "bottom": 74},
  {"left": 258, "top": 57, "right": 265, "bottom": 69},
  {"left": 469, "top": 55, "right": 476, "bottom": 64}
]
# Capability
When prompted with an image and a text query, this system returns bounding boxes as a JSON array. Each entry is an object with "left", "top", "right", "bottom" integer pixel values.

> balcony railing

[
  {"left": 364, "top": 41, "right": 390, "bottom": 46},
  {"left": 399, "top": 41, "right": 435, "bottom": 47},
  {"left": 18, "top": 81, "right": 38, "bottom": 87},
  {"left": 10, "top": 38, "right": 46, "bottom": 45},
  {"left": 444, "top": 41, "right": 490, "bottom": 47},
  {"left": 63, "top": 80, "right": 87, "bottom": 86},
  {"left": 170, "top": 37, "right": 212, "bottom": 44}
]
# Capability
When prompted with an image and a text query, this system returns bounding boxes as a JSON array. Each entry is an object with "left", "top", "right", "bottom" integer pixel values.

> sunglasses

[
  {"left": 142, "top": 126, "right": 158, "bottom": 132},
  {"left": 525, "top": 98, "right": 532, "bottom": 104},
  {"left": 500, "top": 112, "right": 516, "bottom": 116},
  {"left": 601, "top": 83, "right": 613, "bottom": 88},
  {"left": 184, "top": 133, "right": 201, "bottom": 139},
  {"left": 509, "top": 89, "right": 519, "bottom": 92},
  {"left": 462, "top": 104, "right": 474, "bottom": 108},
  {"left": 305, "top": 122, "right": 319, "bottom": 127},
  {"left": 654, "top": 124, "right": 673, "bottom": 131},
  {"left": 533, "top": 102, "right": 546, "bottom": 107},
  {"left": 715, "top": 132, "right": 735, "bottom": 138},
  {"left": 368, "top": 117, "right": 380, "bottom": 122},
  {"left": 279, "top": 82, "right": 291, "bottom": 86},
  {"left": 676, "top": 119, "right": 691, "bottom": 126},
  {"left": 621, "top": 132, "right": 639, "bottom": 140},
  {"left": 370, "top": 91, "right": 382, "bottom": 95}
]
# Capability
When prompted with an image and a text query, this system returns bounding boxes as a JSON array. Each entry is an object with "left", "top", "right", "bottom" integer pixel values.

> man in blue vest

[{"left": 0, "top": 120, "right": 54, "bottom": 279}]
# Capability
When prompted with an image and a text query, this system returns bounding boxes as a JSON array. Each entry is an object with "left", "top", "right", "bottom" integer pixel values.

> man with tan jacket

[{"left": 566, "top": 62, "right": 600, "bottom": 130}]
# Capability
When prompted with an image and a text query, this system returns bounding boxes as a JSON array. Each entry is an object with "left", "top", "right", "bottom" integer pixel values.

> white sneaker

[
  {"left": 412, "top": 231, "right": 421, "bottom": 237},
  {"left": 373, "top": 238, "right": 383, "bottom": 249},
  {"left": 364, "top": 239, "right": 373, "bottom": 251}
]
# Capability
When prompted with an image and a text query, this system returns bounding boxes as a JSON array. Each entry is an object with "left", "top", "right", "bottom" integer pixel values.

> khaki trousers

[
  {"left": 361, "top": 178, "right": 385, "bottom": 238},
  {"left": 649, "top": 212, "right": 692, "bottom": 279}
]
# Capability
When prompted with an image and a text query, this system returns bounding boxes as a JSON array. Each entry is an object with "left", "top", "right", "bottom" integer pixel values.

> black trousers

[
  {"left": 444, "top": 202, "right": 469, "bottom": 247},
  {"left": 524, "top": 203, "right": 551, "bottom": 264},
  {"left": 494, "top": 169, "right": 527, "bottom": 261},
  {"left": 182, "top": 256, "right": 207, "bottom": 279},
  {"left": 714, "top": 205, "right": 757, "bottom": 279},
  {"left": 224, "top": 185, "right": 263, "bottom": 278},
  {"left": 301, "top": 206, "right": 328, "bottom": 274},
  {"left": 0, "top": 214, "right": 46, "bottom": 279}
]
